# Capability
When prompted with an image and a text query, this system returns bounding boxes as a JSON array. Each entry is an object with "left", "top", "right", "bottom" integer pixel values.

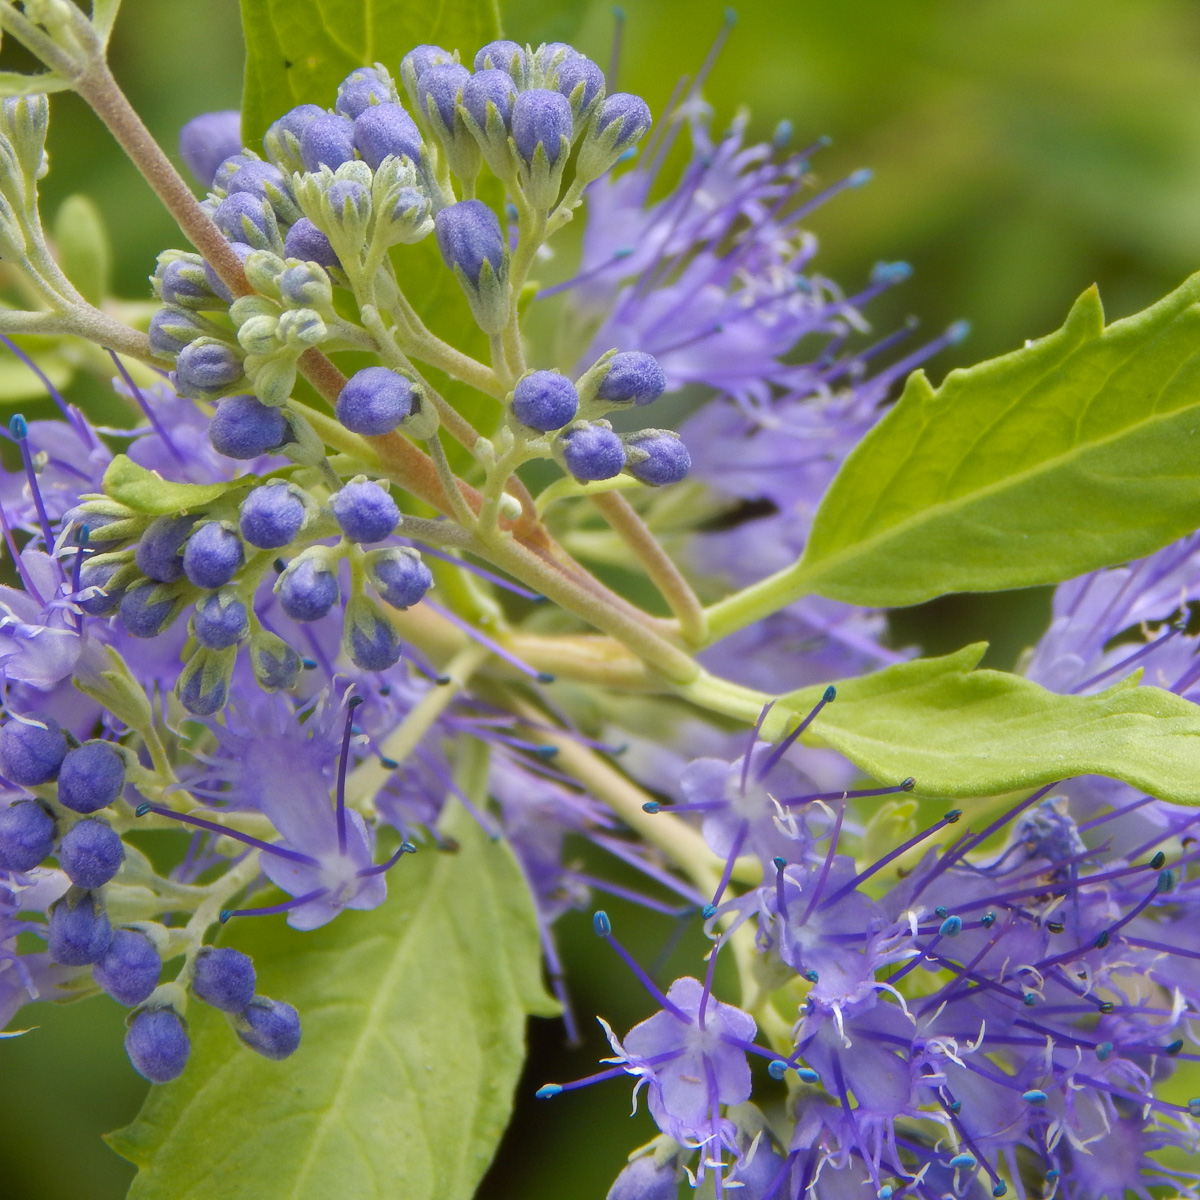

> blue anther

[
  {"left": 1095, "top": 930, "right": 1111, "bottom": 949},
  {"left": 535, "top": 1084, "right": 562, "bottom": 1100},
  {"left": 1157, "top": 868, "right": 1175, "bottom": 893},
  {"left": 848, "top": 167, "right": 873, "bottom": 187},
  {"left": 773, "top": 856, "right": 787, "bottom": 870},
  {"left": 795, "top": 1067, "right": 819, "bottom": 1083},
  {"left": 1150, "top": 851, "right": 1166, "bottom": 869},
  {"left": 1189, "top": 1097, "right": 1200, "bottom": 1118},
  {"left": 938, "top": 915, "right": 963, "bottom": 937},
  {"left": 702, "top": 903, "right": 717, "bottom": 919},
  {"left": 1023, "top": 1090, "right": 1048, "bottom": 1105},
  {"left": 8, "top": 413, "right": 27, "bottom": 439},
  {"left": 1096, "top": 1041, "right": 1113, "bottom": 1061},
  {"left": 592, "top": 910, "right": 612, "bottom": 937},
  {"left": 946, "top": 319, "right": 971, "bottom": 344},
  {"left": 135, "top": 802, "right": 152, "bottom": 817},
  {"left": 767, "top": 1059, "right": 788, "bottom": 1080},
  {"left": 935, "top": 906, "right": 947, "bottom": 918},
  {"left": 642, "top": 801, "right": 661, "bottom": 814},
  {"left": 949, "top": 1153, "right": 976, "bottom": 1170}
]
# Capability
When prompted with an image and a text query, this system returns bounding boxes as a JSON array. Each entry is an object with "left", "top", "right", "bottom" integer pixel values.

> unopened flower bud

[
  {"left": 474, "top": 40, "right": 527, "bottom": 84},
  {"left": 226, "top": 160, "right": 301, "bottom": 224},
  {"left": 354, "top": 102, "right": 425, "bottom": 171},
  {"left": 178, "top": 110, "right": 242, "bottom": 187},
  {"left": 623, "top": 429, "right": 691, "bottom": 486},
  {"left": 299, "top": 112, "right": 358, "bottom": 172},
  {"left": 558, "top": 420, "right": 627, "bottom": 481},
  {"left": 433, "top": 200, "right": 509, "bottom": 334},
  {"left": 577, "top": 93, "right": 653, "bottom": 184},
  {"left": 275, "top": 307, "right": 327, "bottom": 350},
  {"left": 250, "top": 628, "right": 301, "bottom": 691},
  {"left": 173, "top": 337, "right": 245, "bottom": 400},
  {"left": 342, "top": 592, "right": 403, "bottom": 671},
  {"left": 278, "top": 261, "right": 334, "bottom": 312},
  {"left": 276, "top": 548, "right": 340, "bottom": 622},
  {"left": 242, "top": 248, "right": 287, "bottom": 297},
  {"left": 214, "top": 192, "right": 281, "bottom": 252},
  {"left": 156, "top": 254, "right": 222, "bottom": 311},
  {"left": 336, "top": 366, "right": 415, "bottom": 435},
  {"left": 125, "top": 1006, "right": 190, "bottom": 1083},
  {"left": 400, "top": 44, "right": 456, "bottom": 114},
  {"left": 554, "top": 56, "right": 606, "bottom": 127},
  {"left": 417, "top": 63, "right": 481, "bottom": 183},
  {"left": 263, "top": 104, "right": 324, "bottom": 174},
  {"left": 283, "top": 217, "right": 339, "bottom": 269},
  {"left": 335, "top": 65, "right": 395, "bottom": 120},
  {"left": 365, "top": 546, "right": 433, "bottom": 610},
  {"left": 192, "top": 589, "right": 250, "bottom": 650},
  {"left": 148, "top": 305, "right": 221, "bottom": 357},
  {"left": 323, "top": 177, "right": 372, "bottom": 242},
  {"left": 177, "top": 644, "right": 236, "bottom": 716}
]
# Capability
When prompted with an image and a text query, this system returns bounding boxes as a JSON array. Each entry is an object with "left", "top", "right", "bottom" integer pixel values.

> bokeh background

[{"left": 5, "top": 0, "right": 1200, "bottom": 1195}]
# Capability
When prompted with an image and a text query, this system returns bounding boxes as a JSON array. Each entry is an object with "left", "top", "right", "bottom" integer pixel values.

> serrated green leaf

[
  {"left": 707, "top": 276, "right": 1200, "bottom": 637},
  {"left": 102, "top": 455, "right": 236, "bottom": 515},
  {"left": 107, "top": 802, "right": 556, "bottom": 1200},
  {"left": 239, "top": 0, "right": 502, "bottom": 146},
  {"left": 780, "top": 644, "right": 1200, "bottom": 803}
]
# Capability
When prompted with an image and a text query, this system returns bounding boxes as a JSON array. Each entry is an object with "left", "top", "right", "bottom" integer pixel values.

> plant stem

[{"left": 589, "top": 490, "right": 708, "bottom": 645}]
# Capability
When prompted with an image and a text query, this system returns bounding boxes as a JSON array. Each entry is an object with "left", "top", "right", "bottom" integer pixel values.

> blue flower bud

[
  {"left": 58, "top": 741, "right": 125, "bottom": 814},
  {"left": 263, "top": 104, "right": 325, "bottom": 172},
  {"left": 135, "top": 515, "right": 196, "bottom": 583},
  {"left": 400, "top": 44, "right": 456, "bottom": 108},
  {"left": 173, "top": 337, "right": 244, "bottom": 400},
  {"left": 93, "top": 929, "right": 161, "bottom": 1007},
  {"left": 596, "top": 93, "right": 652, "bottom": 150},
  {"left": 462, "top": 69, "right": 518, "bottom": 131},
  {"left": 0, "top": 799, "right": 55, "bottom": 872},
  {"left": 0, "top": 717, "right": 67, "bottom": 785},
  {"left": 75, "top": 559, "right": 126, "bottom": 615},
  {"left": 57, "top": 818, "right": 125, "bottom": 889},
  {"left": 212, "top": 152, "right": 254, "bottom": 192},
  {"left": 178, "top": 111, "right": 243, "bottom": 187},
  {"left": 225, "top": 159, "right": 288, "bottom": 202},
  {"left": 331, "top": 479, "right": 400, "bottom": 543},
  {"left": 278, "top": 261, "right": 334, "bottom": 311},
  {"left": 560, "top": 421, "right": 626, "bottom": 481},
  {"left": 125, "top": 1007, "right": 190, "bottom": 1083},
  {"left": 234, "top": 996, "right": 301, "bottom": 1060},
  {"left": 365, "top": 546, "right": 433, "bottom": 609},
  {"left": 335, "top": 366, "right": 415, "bottom": 435},
  {"left": 434, "top": 199, "right": 505, "bottom": 286},
  {"left": 182, "top": 521, "right": 245, "bottom": 589},
  {"left": 353, "top": 102, "right": 425, "bottom": 170},
  {"left": 192, "top": 946, "right": 257, "bottom": 1011},
  {"left": 335, "top": 66, "right": 394, "bottom": 119},
  {"left": 474, "top": 40, "right": 527, "bottom": 81},
  {"left": 250, "top": 629, "right": 301, "bottom": 692},
  {"left": 178, "top": 646, "right": 235, "bottom": 716},
  {"left": 208, "top": 394, "right": 290, "bottom": 460},
  {"left": 299, "top": 112, "right": 357, "bottom": 172},
  {"left": 605, "top": 1155, "right": 678, "bottom": 1200},
  {"left": 418, "top": 62, "right": 471, "bottom": 132},
  {"left": 512, "top": 89, "right": 573, "bottom": 166},
  {"left": 119, "top": 582, "right": 184, "bottom": 639},
  {"left": 623, "top": 430, "right": 690, "bottom": 486},
  {"left": 203, "top": 241, "right": 253, "bottom": 302},
  {"left": 239, "top": 481, "right": 309, "bottom": 549},
  {"left": 148, "top": 305, "right": 217, "bottom": 356},
  {"left": 193, "top": 590, "right": 250, "bottom": 650},
  {"left": 282, "top": 217, "right": 339, "bottom": 270},
  {"left": 158, "top": 257, "right": 221, "bottom": 311},
  {"left": 597, "top": 351, "right": 666, "bottom": 406},
  {"left": 325, "top": 177, "right": 372, "bottom": 230},
  {"left": 554, "top": 56, "right": 605, "bottom": 119},
  {"left": 533, "top": 43, "right": 577, "bottom": 80},
  {"left": 48, "top": 890, "right": 112, "bottom": 966},
  {"left": 512, "top": 370, "right": 579, "bottom": 431},
  {"left": 343, "top": 593, "right": 403, "bottom": 671},
  {"left": 277, "top": 554, "right": 340, "bottom": 622},
  {"left": 213, "top": 192, "right": 278, "bottom": 250}
]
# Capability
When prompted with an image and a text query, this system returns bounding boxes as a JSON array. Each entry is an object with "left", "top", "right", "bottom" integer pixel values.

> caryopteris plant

[{"left": 3, "top": 2, "right": 1200, "bottom": 1198}]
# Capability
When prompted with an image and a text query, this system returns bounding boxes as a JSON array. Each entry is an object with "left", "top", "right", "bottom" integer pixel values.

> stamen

[
  {"left": 9, "top": 416, "right": 54, "bottom": 552},
  {"left": 757, "top": 685, "right": 835, "bottom": 779},
  {"left": 607, "top": 5, "right": 625, "bottom": 89},
  {"left": 703, "top": 821, "right": 747, "bottom": 919},
  {"left": 741, "top": 701, "right": 774, "bottom": 795},
  {"left": 425, "top": 600, "right": 554, "bottom": 682},
  {"left": 824, "top": 809, "right": 961, "bottom": 906},
  {"left": 592, "top": 910, "right": 689, "bottom": 1019},
  {"left": 1070, "top": 622, "right": 1183, "bottom": 693},
  {"left": 802, "top": 803, "right": 845, "bottom": 924},
  {"left": 778, "top": 779, "right": 915, "bottom": 809},
  {"left": 135, "top": 802, "right": 319, "bottom": 865},
  {"left": 415, "top": 545, "right": 543, "bottom": 601},
  {"left": 107, "top": 350, "right": 187, "bottom": 464},
  {"left": 574, "top": 872, "right": 694, "bottom": 918},
  {"left": 774, "top": 856, "right": 788, "bottom": 921},
  {"left": 336, "top": 694, "right": 363, "bottom": 855},
  {"left": 220, "top": 888, "right": 326, "bottom": 923},
  {"left": 0, "top": 334, "right": 83, "bottom": 432},
  {"left": 356, "top": 840, "right": 416, "bottom": 878},
  {"left": 698, "top": 927, "right": 721, "bottom": 1030}
]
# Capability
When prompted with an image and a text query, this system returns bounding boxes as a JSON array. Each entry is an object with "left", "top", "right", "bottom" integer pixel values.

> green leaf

[
  {"left": 53, "top": 194, "right": 111, "bottom": 308},
  {"left": 0, "top": 349, "right": 71, "bottom": 400},
  {"left": 780, "top": 644, "right": 1200, "bottom": 803},
  {"left": 108, "top": 802, "right": 556, "bottom": 1200},
  {"left": 102, "top": 455, "right": 235, "bottom": 515},
  {"left": 239, "top": 0, "right": 502, "bottom": 145},
  {"left": 707, "top": 276, "right": 1200, "bottom": 638}
]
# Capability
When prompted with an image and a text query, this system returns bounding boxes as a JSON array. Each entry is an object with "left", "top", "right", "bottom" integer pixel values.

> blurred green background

[{"left": 5, "top": 0, "right": 1200, "bottom": 1195}]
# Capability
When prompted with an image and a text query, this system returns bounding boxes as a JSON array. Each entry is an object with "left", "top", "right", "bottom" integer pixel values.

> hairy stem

[{"left": 590, "top": 490, "right": 708, "bottom": 645}]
